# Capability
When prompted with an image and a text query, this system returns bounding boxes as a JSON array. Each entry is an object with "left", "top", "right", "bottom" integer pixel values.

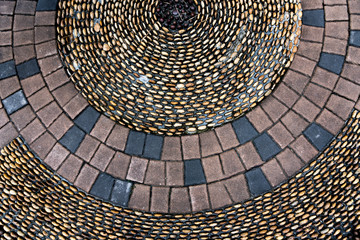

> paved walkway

[{"left": 0, "top": 0, "right": 360, "bottom": 217}]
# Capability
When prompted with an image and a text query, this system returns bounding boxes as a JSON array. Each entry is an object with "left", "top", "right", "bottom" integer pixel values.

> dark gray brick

[
  {"left": 253, "top": 133, "right": 281, "bottom": 162},
  {"left": 110, "top": 179, "right": 133, "bottom": 207},
  {"left": 143, "top": 134, "right": 164, "bottom": 160},
  {"left": 232, "top": 116, "right": 259, "bottom": 144},
  {"left": 36, "top": 0, "right": 58, "bottom": 11},
  {"left": 304, "top": 123, "right": 333, "bottom": 151},
  {"left": 350, "top": 31, "right": 360, "bottom": 47},
  {"left": 74, "top": 106, "right": 100, "bottom": 133},
  {"left": 302, "top": 9, "right": 324, "bottom": 28},
  {"left": 0, "top": 60, "right": 16, "bottom": 80},
  {"left": 90, "top": 173, "right": 115, "bottom": 201},
  {"left": 318, "top": 53, "right": 345, "bottom": 75},
  {"left": 16, "top": 58, "right": 40, "bottom": 80},
  {"left": 246, "top": 168, "right": 271, "bottom": 196},
  {"left": 59, "top": 125, "right": 85, "bottom": 153},
  {"left": 125, "top": 130, "right": 146, "bottom": 156},
  {"left": 3, "top": 90, "right": 28, "bottom": 115},
  {"left": 184, "top": 159, "right": 206, "bottom": 186}
]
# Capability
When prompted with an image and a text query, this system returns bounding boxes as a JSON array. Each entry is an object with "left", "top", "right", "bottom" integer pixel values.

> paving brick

[
  {"left": 281, "top": 110, "right": 308, "bottom": 137},
  {"left": 0, "top": 76, "right": 20, "bottom": 99},
  {"left": 293, "top": 96, "right": 321, "bottom": 122},
  {"left": 0, "top": 109, "right": 9, "bottom": 129},
  {"left": 324, "top": 5, "right": 348, "bottom": 21},
  {"left": 126, "top": 157, "right": 148, "bottom": 183},
  {"left": 35, "top": 26, "right": 56, "bottom": 44},
  {"left": 323, "top": 37, "right": 347, "bottom": 56},
  {"left": 302, "top": 9, "right": 325, "bottom": 27},
  {"left": 253, "top": 133, "right": 281, "bottom": 162},
  {"left": 35, "top": 40, "right": 57, "bottom": 60},
  {"left": 143, "top": 134, "right": 163, "bottom": 160},
  {"left": 290, "top": 55, "right": 317, "bottom": 77},
  {"left": 52, "top": 82, "right": 78, "bottom": 107},
  {"left": 106, "top": 124, "right": 129, "bottom": 151},
  {"left": 349, "top": 0, "right": 360, "bottom": 14},
  {"left": 245, "top": 107, "right": 272, "bottom": 133},
  {"left": 44, "top": 143, "right": 69, "bottom": 170},
  {"left": 261, "top": 159, "right": 286, "bottom": 187},
  {"left": 326, "top": 94, "right": 355, "bottom": 120},
  {"left": 316, "top": 109, "right": 345, "bottom": 135},
  {"left": 290, "top": 136, "right": 318, "bottom": 163},
  {"left": 48, "top": 113, "right": 73, "bottom": 140},
  {"left": 301, "top": 25, "right": 324, "bottom": 43},
  {"left": 21, "top": 74, "right": 44, "bottom": 97},
  {"left": 0, "top": 46, "right": 13, "bottom": 63},
  {"left": 28, "top": 87, "right": 53, "bottom": 111},
  {"left": 0, "top": 16, "right": 12, "bottom": 31},
  {"left": 201, "top": 155, "right": 224, "bottom": 183},
  {"left": 325, "top": 21, "right": 349, "bottom": 40},
  {"left": 261, "top": 96, "right": 288, "bottom": 122},
  {"left": 296, "top": 41, "right": 322, "bottom": 61},
  {"left": 144, "top": 161, "right": 165, "bottom": 185},
  {"left": 0, "top": 60, "right": 16, "bottom": 80},
  {"left": 208, "top": 182, "right": 232, "bottom": 209},
  {"left": 318, "top": 53, "right": 345, "bottom": 75},
  {"left": 283, "top": 69, "right": 310, "bottom": 94},
  {"left": 161, "top": 136, "right": 182, "bottom": 160},
  {"left": 13, "top": 45, "right": 35, "bottom": 65},
  {"left": 335, "top": 78, "right": 360, "bottom": 102},
  {"left": 199, "top": 131, "right": 222, "bottom": 157},
  {"left": 220, "top": 149, "right": 245, "bottom": 177},
  {"left": 181, "top": 134, "right": 200, "bottom": 160},
  {"left": 38, "top": 54, "right": 62, "bottom": 76},
  {"left": 124, "top": 130, "right": 146, "bottom": 156},
  {"left": 20, "top": 118, "right": 45, "bottom": 144},
  {"left": 245, "top": 168, "right": 271, "bottom": 196},
  {"left": 128, "top": 184, "right": 150, "bottom": 211},
  {"left": 35, "top": 11, "right": 56, "bottom": 26},
  {"left": 9, "top": 105, "right": 35, "bottom": 131},
  {"left": 276, "top": 148, "right": 304, "bottom": 177},
  {"left": 268, "top": 122, "right": 295, "bottom": 148},
  {"left": 30, "top": 131, "right": 56, "bottom": 159},
  {"left": 57, "top": 155, "right": 83, "bottom": 182},
  {"left": 169, "top": 188, "right": 191, "bottom": 213},
  {"left": 90, "top": 144, "right": 115, "bottom": 171},
  {"left": 304, "top": 123, "right": 334, "bottom": 151},
  {"left": 36, "top": 101, "right": 62, "bottom": 127},
  {"left": 0, "top": 123, "right": 18, "bottom": 148},
  {"left": 36, "top": 0, "right": 58, "bottom": 11},
  {"left": 215, "top": 124, "right": 239, "bottom": 150},
  {"left": 44, "top": 68, "right": 69, "bottom": 91},
  {"left": 304, "top": 83, "right": 331, "bottom": 108},
  {"left": 184, "top": 159, "right": 206, "bottom": 186},
  {"left": 90, "top": 115, "right": 114, "bottom": 142},
  {"left": 110, "top": 179, "right": 132, "bottom": 207},
  {"left": 15, "top": 1, "right": 37, "bottom": 15},
  {"left": 223, "top": 174, "right": 249, "bottom": 203},
  {"left": 0, "top": 31, "right": 11, "bottom": 46},
  {"left": 59, "top": 125, "right": 85, "bottom": 153},
  {"left": 236, "top": 142, "right": 263, "bottom": 170},
  {"left": 273, "top": 83, "right": 299, "bottom": 108},
  {"left": 232, "top": 116, "right": 258, "bottom": 144},
  {"left": 74, "top": 106, "right": 100, "bottom": 133},
  {"left": 63, "top": 94, "right": 88, "bottom": 119},
  {"left": 0, "top": 1, "right": 15, "bottom": 15},
  {"left": 74, "top": 164, "right": 99, "bottom": 192},
  {"left": 150, "top": 187, "right": 169, "bottom": 213},
  {"left": 347, "top": 46, "right": 360, "bottom": 65},
  {"left": 311, "top": 67, "right": 339, "bottom": 90},
  {"left": 106, "top": 152, "right": 131, "bottom": 179},
  {"left": 90, "top": 173, "right": 115, "bottom": 201},
  {"left": 341, "top": 63, "right": 360, "bottom": 85},
  {"left": 13, "top": 30, "right": 34, "bottom": 46},
  {"left": 166, "top": 161, "right": 184, "bottom": 186},
  {"left": 189, "top": 185, "right": 210, "bottom": 211},
  {"left": 13, "top": 15, "right": 34, "bottom": 31}
]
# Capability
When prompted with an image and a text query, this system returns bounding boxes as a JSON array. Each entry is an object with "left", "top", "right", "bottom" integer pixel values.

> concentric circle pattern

[{"left": 56, "top": 0, "right": 302, "bottom": 135}]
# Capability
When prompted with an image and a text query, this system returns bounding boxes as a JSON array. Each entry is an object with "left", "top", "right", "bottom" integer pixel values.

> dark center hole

[{"left": 155, "top": 0, "right": 198, "bottom": 30}]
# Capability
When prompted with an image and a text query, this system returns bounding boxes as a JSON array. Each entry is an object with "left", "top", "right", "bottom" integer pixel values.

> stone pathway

[{"left": 0, "top": 0, "right": 360, "bottom": 216}]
